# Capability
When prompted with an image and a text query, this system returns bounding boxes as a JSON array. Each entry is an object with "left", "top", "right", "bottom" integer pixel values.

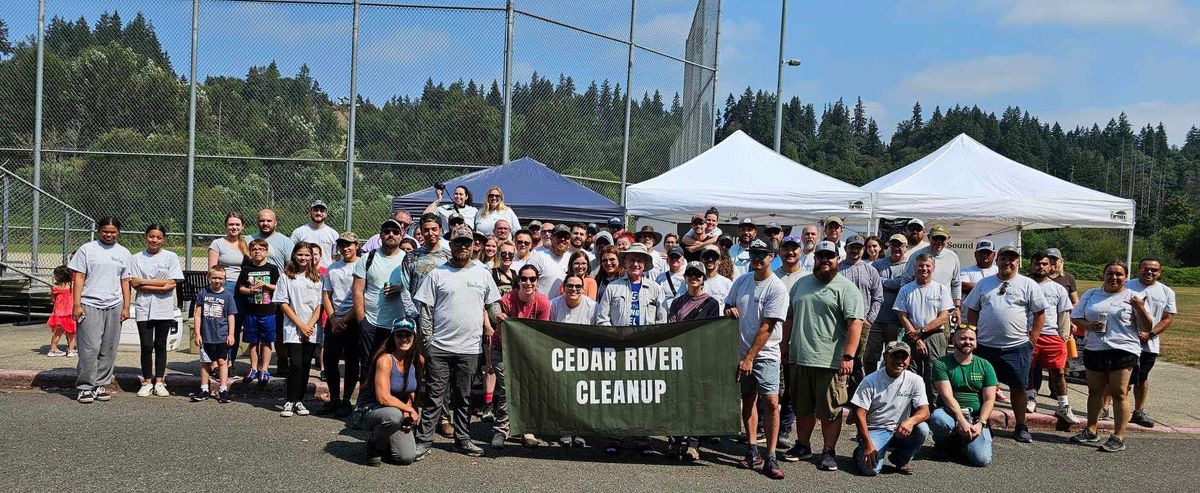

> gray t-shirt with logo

[{"left": 414, "top": 263, "right": 501, "bottom": 354}]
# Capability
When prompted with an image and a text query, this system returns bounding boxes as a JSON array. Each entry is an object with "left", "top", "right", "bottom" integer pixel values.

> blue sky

[{"left": 3, "top": 0, "right": 1198, "bottom": 144}]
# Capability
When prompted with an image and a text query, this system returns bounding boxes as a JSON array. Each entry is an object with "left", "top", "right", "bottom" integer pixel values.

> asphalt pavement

[{"left": 3, "top": 389, "right": 1199, "bottom": 493}]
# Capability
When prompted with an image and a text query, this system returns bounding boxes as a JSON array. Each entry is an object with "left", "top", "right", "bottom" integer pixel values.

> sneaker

[
  {"left": 1025, "top": 393, "right": 1038, "bottom": 414},
  {"left": 413, "top": 442, "right": 432, "bottom": 461},
  {"left": 1056, "top": 403, "right": 1081, "bottom": 425},
  {"left": 93, "top": 387, "right": 111, "bottom": 402},
  {"left": 1070, "top": 428, "right": 1101, "bottom": 444},
  {"left": 1130, "top": 410, "right": 1155, "bottom": 428},
  {"left": 66, "top": 350, "right": 77, "bottom": 357},
  {"left": 77, "top": 390, "right": 95, "bottom": 403},
  {"left": 366, "top": 442, "right": 383, "bottom": 467},
  {"left": 244, "top": 369, "right": 259, "bottom": 383},
  {"left": 558, "top": 435, "right": 573, "bottom": 447},
  {"left": 523, "top": 434, "right": 540, "bottom": 448},
  {"left": 189, "top": 389, "right": 210, "bottom": 402},
  {"left": 1098, "top": 435, "right": 1126, "bottom": 452},
  {"left": 737, "top": 446, "right": 763, "bottom": 469},
  {"left": 218, "top": 390, "right": 230, "bottom": 403},
  {"left": 782, "top": 443, "right": 813, "bottom": 462},
  {"left": 571, "top": 436, "right": 587, "bottom": 448},
  {"left": 777, "top": 436, "right": 795, "bottom": 450},
  {"left": 47, "top": 350, "right": 65, "bottom": 357},
  {"left": 682, "top": 444, "right": 700, "bottom": 461},
  {"left": 638, "top": 444, "right": 655, "bottom": 456},
  {"left": 762, "top": 456, "right": 785, "bottom": 480},
  {"left": 894, "top": 462, "right": 914, "bottom": 475},
  {"left": 153, "top": 383, "right": 169, "bottom": 397},
  {"left": 259, "top": 370, "right": 271, "bottom": 385},
  {"left": 280, "top": 402, "right": 295, "bottom": 417},
  {"left": 491, "top": 433, "right": 507, "bottom": 449},
  {"left": 482, "top": 408, "right": 495, "bottom": 422},
  {"left": 818, "top": 450, "right": 839, "bottom": 471},
  {"left": 1014, "top": 424, "right": 1033, "bottom": 443},
  {"left": 455, "top": 441, "right": 484, "bottom": 457},
  {"left": 137, "top": 383, "right": 154, "bottom": 397},
  {"left": 1100, "top": 406, "right": 1111, "bottom": 421},
  {"left": 294, "top": 402, "right": 310, "bottom": 416}
]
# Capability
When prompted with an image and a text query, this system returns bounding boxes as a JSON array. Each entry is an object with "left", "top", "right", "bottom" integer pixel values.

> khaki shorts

[{"left": 788, "top": 364, "right": 847, "bottom": 421}]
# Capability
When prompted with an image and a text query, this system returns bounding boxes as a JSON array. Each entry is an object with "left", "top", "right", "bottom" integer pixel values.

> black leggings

[
  {"left": 284, "top": 342, "right": 317, "bottom": 402},
  {"left": 137, "top": 320, "right": 173, "bottom": 380},
  {"left": 322, "top": 318, "right": 362, "bottom": 403}
]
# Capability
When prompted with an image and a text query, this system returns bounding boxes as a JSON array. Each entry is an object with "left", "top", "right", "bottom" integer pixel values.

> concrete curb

[
  {"left": 983, "top": 408, "right": 1193, "bottom": 434},
  {"left": 0, "top": 368, "right": 330, "bottom": 401}
]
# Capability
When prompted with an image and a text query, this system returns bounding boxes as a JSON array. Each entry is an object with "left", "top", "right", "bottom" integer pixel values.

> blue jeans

[
  {"left": 852, "top": 423, "right": 930, "bottom": 475},
  {"left": 928, "top": 408, "right": 992, "bottom": 467}
]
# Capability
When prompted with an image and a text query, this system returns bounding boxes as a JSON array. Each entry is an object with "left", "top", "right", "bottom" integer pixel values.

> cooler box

[{"left": 119, "top": 307, "right": 185, "bottom": 352}]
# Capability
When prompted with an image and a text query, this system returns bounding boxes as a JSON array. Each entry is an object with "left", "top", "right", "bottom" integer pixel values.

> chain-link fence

[
  {"left": 0, "top": 0, "right": 718, "bottom": 270},
  {"left": 0, "top": 156, "right": 96, "bottom": 283}
]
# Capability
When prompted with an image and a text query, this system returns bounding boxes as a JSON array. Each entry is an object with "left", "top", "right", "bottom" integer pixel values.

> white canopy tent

[
  {"left": 625, "top": 130, "right": 873, "bottom": 227},
  {"left": 864, "top": 133, "right": 1136, "bottom": 265}
]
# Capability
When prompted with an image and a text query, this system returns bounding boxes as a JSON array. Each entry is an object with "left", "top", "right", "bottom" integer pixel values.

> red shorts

[
  {"left": 1032, "top": 333, "right": 1067, "bottom": 369},
  {"left": 48, "top": 314, "right": 77, "bottom": 334}
]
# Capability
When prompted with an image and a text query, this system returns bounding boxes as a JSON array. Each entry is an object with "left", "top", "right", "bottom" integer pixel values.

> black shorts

[
  {"left": 1132, "top": 352, "right": 1158, "bottom": 384},
  {"left": 202, "top": 343, "right": 230, "bottom": 363},
  {"left": 1082, "top": 349, "right": 1138, "bottom": 373}
]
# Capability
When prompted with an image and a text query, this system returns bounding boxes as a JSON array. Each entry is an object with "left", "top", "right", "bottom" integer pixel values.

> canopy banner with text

[{"left": 502, "top": 317, "right": 741, "bottom": 437}]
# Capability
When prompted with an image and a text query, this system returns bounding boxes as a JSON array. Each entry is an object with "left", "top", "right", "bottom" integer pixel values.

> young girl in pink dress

[{"left": 47, "top": 265, "right": 77, "bottom": 357}]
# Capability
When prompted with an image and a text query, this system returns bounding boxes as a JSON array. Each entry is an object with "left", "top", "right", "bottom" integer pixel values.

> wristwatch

[{"left": 841, "top": 353, "right": 854, "bottom": 362}]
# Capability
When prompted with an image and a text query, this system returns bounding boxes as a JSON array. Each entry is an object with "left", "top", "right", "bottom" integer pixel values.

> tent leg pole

[{"left": 1126, "top": 226, "right": 1134, "bottom": 268}]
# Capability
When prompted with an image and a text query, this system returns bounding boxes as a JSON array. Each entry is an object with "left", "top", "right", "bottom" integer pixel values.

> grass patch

[{"left": 1078, "top": 280, "right": 1200, "bottom": 368}]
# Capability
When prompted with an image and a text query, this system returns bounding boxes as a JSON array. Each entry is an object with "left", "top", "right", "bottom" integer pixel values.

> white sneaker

[
  {"left": 47, "top": 350, "right": 65, "bottom": 357},
  {"left": 1056, "top": 403, "right": 1081, "bottom": 425},
  {"left": 153, "top": 383, "right": 170, "bottom": 397},
  {"left": 294, "top": 402, "right": 310, "bottom": 416},
  {"left": 1025, "top": 393, "right": 1038, "bottom": 414},
  {"left": 67, "top": 350, "right": 77, "bottom": 357},
  {"left": 137, "top": 383, "right": 154, "bottom": 397},
  {"left": 280, "top": 402, "right": 295, "bottom": 418}
]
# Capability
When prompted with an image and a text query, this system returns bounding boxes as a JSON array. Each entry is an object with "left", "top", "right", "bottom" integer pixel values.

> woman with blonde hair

[{"left": 474, "top": 186, "right": 522, "bottom": 236}]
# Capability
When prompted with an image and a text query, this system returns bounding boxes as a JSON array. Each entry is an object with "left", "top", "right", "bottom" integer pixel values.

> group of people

[{"left": 50, "top": 185, "right": 1177, "bottom": 477}]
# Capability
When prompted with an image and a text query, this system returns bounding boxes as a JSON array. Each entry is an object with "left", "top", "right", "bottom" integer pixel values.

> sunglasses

[
  {"left": 692, "top": 220, "right": 704, "bottom": 226},
  {"left": 702, "top": 255, "right": 720, "bottom": 262},
  {"left": 564, "top": 284, "right": 584, "bottom": 291},
  {"left": 685, "top": 272, "right": 704, "bottom": 279},
  {"left": 515, "top": 239, "right": 532, "bottom": 245},
  {"left": 451, "top": 240, "right": 473, "bottom": 248},
  {"left": 998, "top": 281, "right": 1009, "bottom": 295},
  {"left": 815, "top": 253, "right": 837, "bottom": 261},
  {"left": 519, "top": 276, "right": 538, "bottom": 283},
  {"left": 749, "top": 252, "right": 770, "bottom": 260},
  {"left": 488, "top": 194, "right": 501, "bottom": 199},
  {"left": 380, "top": 229, "right": 403, "bottom": 236},
  {"left": 499, "top": 252, "right": 514, "bottom": 258}
]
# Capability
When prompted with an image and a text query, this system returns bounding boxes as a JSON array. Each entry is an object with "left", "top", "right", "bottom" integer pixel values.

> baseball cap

[
  {"left": 684, "top": 261, "right": 706, "bottom": 277},
  {"left": 739, "top": 218, "right": 756, "bottom": 228},
  {"left": 448, "top": 227, "right": 474, "bottom": 242},
  {"left": 976, "top": 240, "right": 995, "bottom": 252},
  {"left": 997, "top": 245, "right": 1020, "bottom": 257},
  {"left": 607, "top": 217, "right": 624, "bottom": 228},
  {"left": 846, "top": 234, "right": 866, "bottom": 246},
  {"left": 309, "top": 200, "right": 328, "bottom": 210},
  {"left": 747, "top": 239, "right": 772, "bottom": 253},
  {"left": 764, "top": 222, "right": 782, "bottom": 234},
  {"left": 717, "top": 234, "right": 734, "bottom": 246},
  {"left": 447, "top": 212, "right": 465, "bottom": 225},
  {"left": 587, "top": 222, "right": 598, "bottom": 234},
  {"left": 381, "top": 219, "right": 404, "bottom": 231},
  {"left": 823, "top": 216, "right": 844, "bottom": 226},
  {"left": 780, "top": 235, "right": 802, "bottom": 247},
  {"left": 1044, "top": 247, "right": 1063, "bottom": 259},
  {"left": 814, "top": 240, "right": 839, "bottom": 255},
  {"left": 701, "top": 244, "right": 721, "bottom": 258},
  {"left": 337, "top": 231, "right": 360, "bottom": 244},
  {"left": 391, "top": 319, "right": 416, "bottom": 335},
  {"left": 929, "top": 224, "right": 949, "bottom": 238},
  {"left": 884, "top": 340, "right": 910, "bottom": 356},
  {"left": 527, "top": 219, "right": 543, "bottom": 232},
  {"left": 907, "top": 218, "right": 925, "bottom": 230},
  {"left": 667, "top": 246, "right": 685, "bottom": 258},
  {"left": 887, "top": 233, "right": 908, "bottom": 245},
  {"left": 552, "top": 224, "right": 571, "bottom": 238}
]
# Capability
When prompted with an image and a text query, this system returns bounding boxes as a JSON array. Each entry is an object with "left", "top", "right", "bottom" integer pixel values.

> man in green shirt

[
  {"left": 929, "top": 325, "right": 997, "bottom": 467},
  {"left": 781, "top": 241, "right": 864, "bottom": 471}
]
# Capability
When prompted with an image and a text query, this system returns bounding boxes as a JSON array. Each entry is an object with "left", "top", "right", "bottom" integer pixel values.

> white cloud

[
  {"left": 897, "top": 53, "right": 1057, "bottom": 99},
  {"left": 992, "top": 0, "right": 1200, "bottom": 44},
  {"left": 1047, "top": 100, "right": 1200, "bottom": 146},
  {"left": 361, "top": 27, "right": 451, "bottom": 64}
]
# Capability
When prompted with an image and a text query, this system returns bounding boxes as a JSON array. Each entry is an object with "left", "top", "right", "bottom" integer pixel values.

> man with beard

[
  {"left": 403, "top": 214, "right": 455, "bottom": 438},
  {"left": 838, "top": 235, "right": 883, "bottom": 393},
  {"left": 729, "top": 218, "right": 758, "bottom": 278},
  {"left": 796, "top": 224, "right": 819, "bottom": 272},
  {"left": 250, "top": 209, "right": 294, "bottom": 374},
  {"left": 413, "top": 227, "right": 501, "bottom": 459},
  {"left": 821, "top": 217, "right": 847, "bottom": 258},
  {"left": 492, "top": 219, "right": 513, "bottom": 243},
  {"left": 867, "top": 234, "right": 908, "bottom": 374},
  {"left": 569, "top": 223, "right": 594, "bottom": 260},
  {"left": 929, "top": 326, "right": 997, "bottom": 467},
  {"left": 1024, "top": 252, "right": 1079, "bottom": 424},
  {"left": 901, "top": 219, "right": 928, "bottom": 261},
  {"left": 352, "top": 220, "right": 416, "bottom": 405},
  {"left": 894, "top": 253, "right": 953, "bottom": 405},
  {"left": 1126, "top": 257, "right": 1177, "bottom": 428},
  {"left": 964, "top": 246, "right": 1047, "bottom": 443},
  {"left": 635, "top": 226, "right": 668, "bottom": 280},
  {"left": 849, "top": 341, "right": 930, "bottom": 476},
  {"left": 782, "top": 241, "right": 864, "bottom": 471},
  {"left": 525, "top": 224, "right": 572, "bottom": 296},
  {"left": 959, "top": 240, "right": 997, "bottom": 298},
  {"left": 290, "top": 200, "right": 340, "bottom": 267}
]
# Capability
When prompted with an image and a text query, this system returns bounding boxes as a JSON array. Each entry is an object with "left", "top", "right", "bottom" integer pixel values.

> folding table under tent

[
  {"left": 863, "top": 133, "right": 1136, "bottom": 265},
  {"left": 392, "top": 157, "right": 625, "bottom": 225},
  {"left": 624, "top": 130, "right": 874, "bottom": 228}
]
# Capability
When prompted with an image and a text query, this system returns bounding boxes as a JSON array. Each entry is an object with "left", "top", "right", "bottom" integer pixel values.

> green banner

[{"left": 502, "top": 318, "right": 741, "bottom": 437}]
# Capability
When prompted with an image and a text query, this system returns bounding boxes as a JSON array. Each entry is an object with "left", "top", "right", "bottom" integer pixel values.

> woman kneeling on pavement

[
  {"left": 363, "top": 321, "right": 424, "bottom": 466},
  {"left": 1069, "top": 260, "right": 1154, "bottom": 452}
]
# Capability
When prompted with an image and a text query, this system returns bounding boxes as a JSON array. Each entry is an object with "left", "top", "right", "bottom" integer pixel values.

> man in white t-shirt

[
  {"left": 728, "top": 218, "right": 758, "bottom": 279},
  {"left": 902, "top": 219, "right": 928, "bottom": 261},
  {"left": 290, "top": 200, "right": 340, "bottom": 267},
  {"left": 795, "top": 224, "right": 819, "bottom": 272},
  {"left": 849, "top": 341, "right": 930, "bottom": 476},
  {"left": 655, "top": 246, "right": 687, "bottom": 300},
  {"left": 964, "top": 245, "right": 1048, "bottom": 443},
  {"left": 1126, "top": 257, "right": 1177, "bottom": 428},
  {"left": 1024, "top": 251, "right": 1078, "bottom": 424},
  {"left": 725, "top": 239, "right": 789, "bottom": 480},
  {"left": 526, "top": 224, "right": 572, "bottom": 295},
  {"left": 959, "top": 240, "right": 997, "bottom": 298},
  {"left": 700, "top": 245, "right": 732, "bottom": 311},
  {"left": 894, "top": 252, "right": 953, "bottom": 405}
]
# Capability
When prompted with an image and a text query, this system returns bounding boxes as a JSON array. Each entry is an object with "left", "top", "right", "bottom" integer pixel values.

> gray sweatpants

[
  {"left": 76, "top": 304, "right": 123, "bottom": 390},
  {"left": 363, "top": 406, "right": 418, "bottom": 464}
]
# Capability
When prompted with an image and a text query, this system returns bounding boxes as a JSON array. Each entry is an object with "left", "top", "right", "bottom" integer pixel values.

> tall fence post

[
  {"left": 710, "top": 0, "right": 721, "bottom": 148},
  {"left": 501, "top": 0, "right": 515, "bottom": 165},
  {"left": 184, "top": 0, "right": 200, "bottom": 269},
  {"left": 345, "top": 0, "right": 361, "bottom": 231},
  {"left": 32, "top": 0, "right": 46, "bottom": 274},
  {"left": 62, "top": 211, "right": 69, "bottom": 264},
  {"left": 2, "top": 176, "right": 8, "bottom": 264},
  {"left": 619, "top": 0, "right": 637, "bottom": 206}
]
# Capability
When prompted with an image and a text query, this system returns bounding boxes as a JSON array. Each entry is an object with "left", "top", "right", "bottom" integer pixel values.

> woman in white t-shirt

[
  {"left": 424, "top": 184, "right": 478, "bottom": 232},
  {"left": 67, "top": 216, "right": 133, "bottom": 404},
  {"left": 548, "top": 273, "right": 597, "bottom": 449},
  {"left": 1068, "top": 260, "right": 1153, "bottom": 452},
  {"left": 475, "top": 186, "right": 521, "bottom": 236},
  {"left": 274, "top": 242, "right": 324, "bottom": 417},
  {"left": 130, "top": 224, "right": 184, "bottom": 398}
]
